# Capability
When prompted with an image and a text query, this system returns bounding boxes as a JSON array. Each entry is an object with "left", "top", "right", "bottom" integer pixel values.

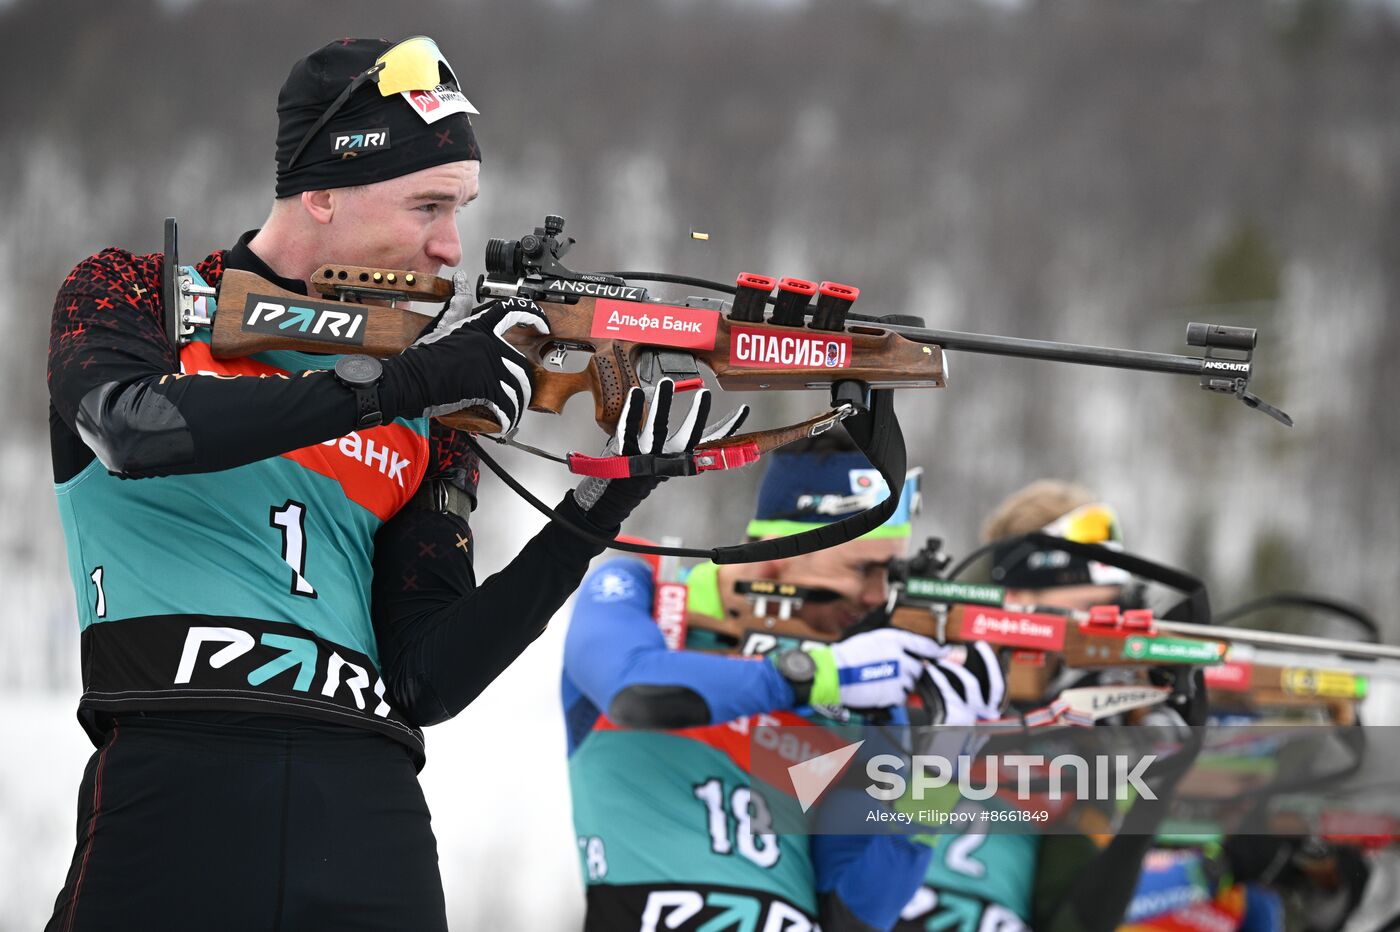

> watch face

[
  {"left": 336, "top": 354, "right": 381, "bottom": 386},
  {"left": 780, "top": 649, "right": 817, "bottom": 682}
]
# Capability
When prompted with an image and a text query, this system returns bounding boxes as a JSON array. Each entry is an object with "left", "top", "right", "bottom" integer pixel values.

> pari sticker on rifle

[
  {"left": 961, "top": 607, "right": 1067, "bottom": 651},
  {"left": 1122, "top": 636, "right": 1224, "bottom": 665},
  {"left": 590, "top": 299, "right": 719, "bottom": 350},
  {"left": 241, "top": 294, "right": 368, "bottom": 347},
  {"left": 730, "top": 326, "right": 852, "bottom": 370}
]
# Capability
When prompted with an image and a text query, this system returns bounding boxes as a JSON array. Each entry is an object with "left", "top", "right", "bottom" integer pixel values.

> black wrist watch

[
  {"left": 773, "top": 648, "right": 817, "bottom": 706},
  {"left": 334, "top": 355, "right": 384, "bottom": 429}
]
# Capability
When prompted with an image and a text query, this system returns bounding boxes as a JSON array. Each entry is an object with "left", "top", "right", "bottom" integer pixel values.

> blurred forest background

[{"left": 2, "top": 0, "right": 1398, "bottom": 927}]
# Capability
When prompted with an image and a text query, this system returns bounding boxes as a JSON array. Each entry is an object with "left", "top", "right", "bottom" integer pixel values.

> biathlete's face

[
  {"left": 768, "top": 535, "right": 909, "bottom": 637},
  {"left": 319, "top": 160, "right": 480, "bottom": 275},
  {"left": 1007, "top": 583, "right": 1122, "bottom": 613}
]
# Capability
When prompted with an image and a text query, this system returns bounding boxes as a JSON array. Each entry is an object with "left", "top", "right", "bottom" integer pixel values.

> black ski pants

[{"left": 46, "top": 712, "right": 448, "bottom": 932}]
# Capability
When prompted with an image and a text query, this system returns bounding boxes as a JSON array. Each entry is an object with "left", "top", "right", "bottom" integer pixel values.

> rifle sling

[{"left": 464, "top": 389, "right": 908, "bottom": 564}]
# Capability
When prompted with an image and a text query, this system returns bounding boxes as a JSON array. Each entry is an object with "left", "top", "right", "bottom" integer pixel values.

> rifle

[
  {"left": 165, "top": 215, "right": 1292, "bottom": 562},
  {"left": 884, "top": 550, "right": 1390, "bottom": 846},
  {"left": 1204, "top": 593, "right": 1386, "bottom": 726},
  {"left": 678, "top": 546, "right": 1393, "bottom": 858},
  {"left": 652, "top": 530, "right": 1220, "bottom": 724},
  {"left": 891, "top": 540, "right": 1400, "bottom": 725}
]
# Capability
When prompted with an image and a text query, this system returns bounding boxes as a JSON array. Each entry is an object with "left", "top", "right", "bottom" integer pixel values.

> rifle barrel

[
  {"left": 1158, "top": 620, "right": 1400, "bottom": 662},
  {"left": 1229, "top": 646, "right": 1400, "bottom": 680},
  {"left": 881, "top": 323, "right": 1210, "bottom": 377}
]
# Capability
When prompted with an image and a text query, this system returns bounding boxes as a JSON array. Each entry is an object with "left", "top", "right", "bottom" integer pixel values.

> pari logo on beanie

[{"left": 331, "top": 129, "right": 390, "bottom": 156}]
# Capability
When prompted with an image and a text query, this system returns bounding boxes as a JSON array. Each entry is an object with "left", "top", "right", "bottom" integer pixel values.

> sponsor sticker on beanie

[
  {"left": 401, "top": 84, "right": 479, "bottom": 124},
  {"left": 848, "top": 468, "right": 885, "bottom": 496},
  {"left": 331, "top": 129, "right": 390, "bottom": 157}
]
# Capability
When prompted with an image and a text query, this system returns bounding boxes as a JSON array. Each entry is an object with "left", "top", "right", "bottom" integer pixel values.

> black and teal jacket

[{"left": 49, "top": 231, "right": 609, "bottom": 764}]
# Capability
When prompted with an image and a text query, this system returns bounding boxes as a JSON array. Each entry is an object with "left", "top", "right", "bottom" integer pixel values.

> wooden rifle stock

[
  {"left": 889, "top": 603, "right": 1229, "bottom": 667},
  {"left": 890, "top": 603, "right": 1229, "bottom": 703},
  {"left": 1206, "top": 659, "right": 1364, "bottom": 724},
  {"left": 209, "top": 266, "right": 946, "bottom": 443},
  {"left": 213, "top": 269, "right": 428, "bottom": 357}
]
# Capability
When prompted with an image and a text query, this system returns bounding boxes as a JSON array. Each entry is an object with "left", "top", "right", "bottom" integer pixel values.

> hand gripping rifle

[{"left": 169, "top": 215, "right": 1292, "bottom": 563}]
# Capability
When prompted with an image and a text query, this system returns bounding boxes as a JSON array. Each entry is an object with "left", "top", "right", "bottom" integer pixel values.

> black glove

[
  {"left": 1148, "top": 666, "right": 1210, "bottom": 726},
  {"left": 1223, "top": 834, "right": 1302, "bottom": 885},
  {"left": 922, "top": 641, "right": 1007, "bottom": 724},
  {"left": 379, "top": 272, "right": 548, "bottom": 431},
  {"left": 572, "top": 378, "right": 746, "bottom": 531}
]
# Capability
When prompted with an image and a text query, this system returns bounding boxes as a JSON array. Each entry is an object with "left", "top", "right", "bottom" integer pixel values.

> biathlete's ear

[{"left": 301, "top": 188, "right": 337, "bottom": 225}]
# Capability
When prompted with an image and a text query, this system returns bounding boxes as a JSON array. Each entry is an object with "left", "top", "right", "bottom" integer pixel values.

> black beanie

[{"left": 274, "top": 38, "right": 481, "bottom": 198}]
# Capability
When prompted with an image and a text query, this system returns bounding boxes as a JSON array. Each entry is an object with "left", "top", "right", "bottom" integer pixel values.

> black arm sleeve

[
  {"left": 607, "top": 685, "right": 712, "bottom": 730},
  {"left": 49, "top": 250, "right": 359, "bottom": 479},
  {"left": 1033, "top": 750, "right": 1201, "bottom": 932},
  {"left": 371, "top": 492, "right": 615, "bottom": 726},
  {"left": 1034, "top": 833, "right": 1156, "bottom": 932},
  {"left": 819, "top": 893, "right": 881, "bottom": 932}
]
